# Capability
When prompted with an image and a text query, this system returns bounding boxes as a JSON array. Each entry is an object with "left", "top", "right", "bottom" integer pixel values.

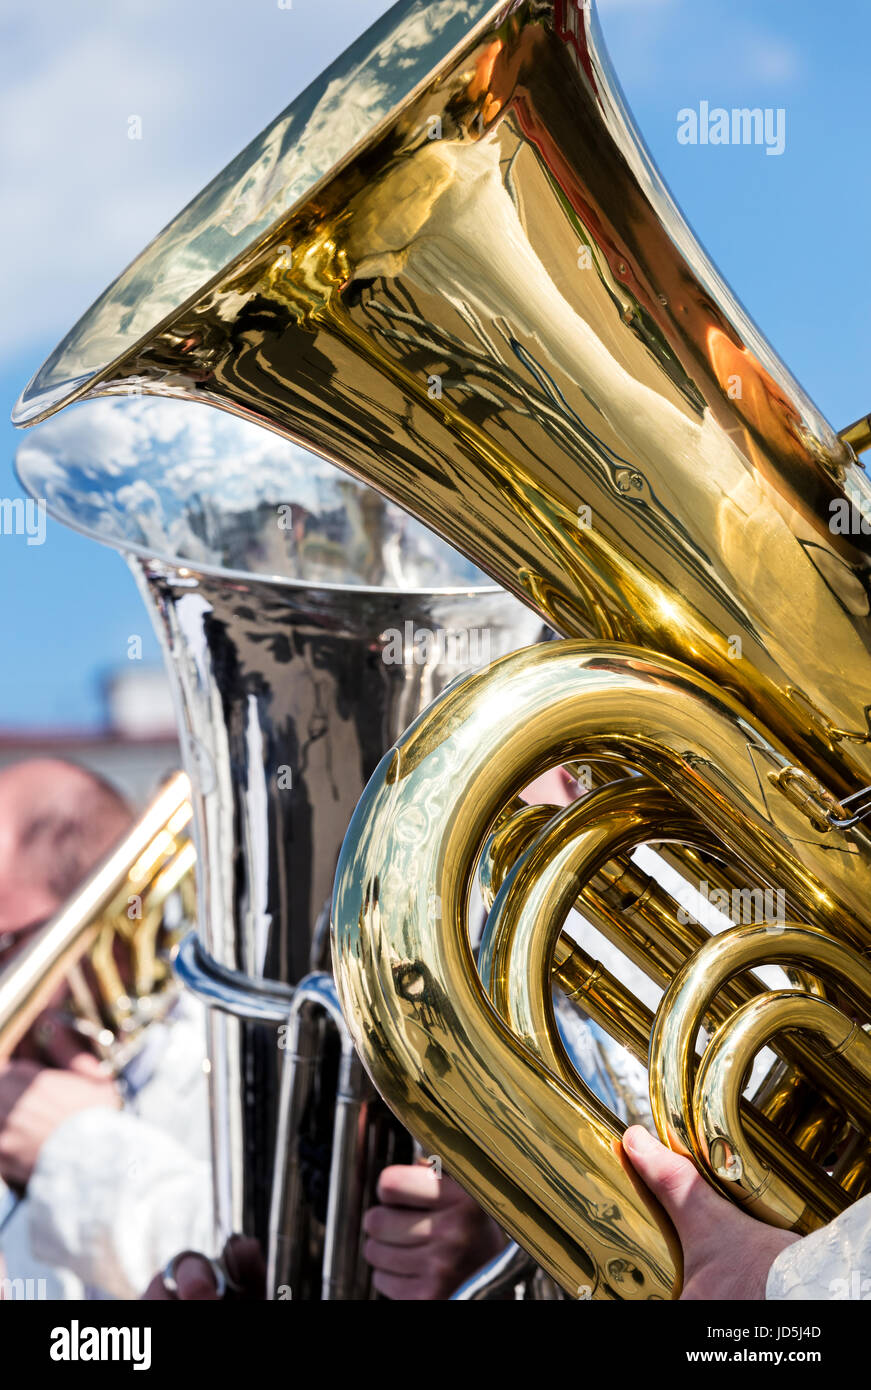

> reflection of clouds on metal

[{"left": 15, "top": 394, "right": 490, "bottom": 591}]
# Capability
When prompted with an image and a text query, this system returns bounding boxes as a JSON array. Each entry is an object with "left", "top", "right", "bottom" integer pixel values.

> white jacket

[
  {"left": 0, "top": 996, "right": 212, "bottom": 1300},
  {"left": 767, "top": 1196, "right": 871, "bottom": 1300}
]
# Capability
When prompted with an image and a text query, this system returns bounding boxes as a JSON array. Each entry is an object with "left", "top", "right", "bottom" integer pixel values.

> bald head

[{"left": 0, "top": 759, "right": 132, "bottom": 945}]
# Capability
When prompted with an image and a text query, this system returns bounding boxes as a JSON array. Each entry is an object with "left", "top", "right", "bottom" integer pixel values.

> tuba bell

[{"left": 13, "top": 0, "right": 871, "bottom": 1298}]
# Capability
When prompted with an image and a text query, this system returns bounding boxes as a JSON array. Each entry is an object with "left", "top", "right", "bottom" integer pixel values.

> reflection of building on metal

[{"left": 0, "top": 666, "right": 178, "bottom": 803}]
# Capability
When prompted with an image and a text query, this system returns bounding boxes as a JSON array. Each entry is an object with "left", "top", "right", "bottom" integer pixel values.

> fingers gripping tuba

[{"left": 13, "top": 0, "right": 871, "bottom": 1297}]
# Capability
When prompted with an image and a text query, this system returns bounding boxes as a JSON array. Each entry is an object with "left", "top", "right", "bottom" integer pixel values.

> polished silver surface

[
  {"left": 451, "top": 1241, "right": 537, "bottom": 1301},
  {"left": 16, "top": 393, "right": 542, "bottom": 1285},
  {"left": 174, "top": 933, "right": 294, "bottom": 1023},
  {"left": 14, "top": 393, "right": 493, "bottom": 589}
]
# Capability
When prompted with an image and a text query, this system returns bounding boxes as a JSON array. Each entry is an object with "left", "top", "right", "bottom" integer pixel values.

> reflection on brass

[
  {"left": 12, "top": 1, "right": 871, "bottom": 1298},
  {"left": 839, "top": 415, "right": 871, "bottom": 457},
  {"left": 651, "top": 922, "right": 871, "bottom": 1229},
  {"left": 333, "top": 643, "right": 871, "bottom": 1295}
]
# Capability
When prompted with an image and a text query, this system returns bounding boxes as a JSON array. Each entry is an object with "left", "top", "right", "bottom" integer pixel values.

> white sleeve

[
  {"left": 766, "top": 1193, "right": 871, "bottom": 1300},
  {"left": 26, "top": 1105, "right": 214, "bottom": 1300}
]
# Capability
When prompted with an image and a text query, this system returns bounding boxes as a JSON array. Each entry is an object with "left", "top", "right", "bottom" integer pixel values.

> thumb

[{"left": 621, "top": 1125, "right": 729, "bottom": 1249}]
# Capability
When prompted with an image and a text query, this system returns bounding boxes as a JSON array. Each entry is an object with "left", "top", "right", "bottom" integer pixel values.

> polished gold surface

[
  {"left": 650, "top": 922, "right": 871, "bottom": 1227},
  {"left": 695, "top": 990, "right": 871, "bottom": 1225},
  {"left": 481, "top": 783, "right": 871, "bottom": 1178},
  {"left": 478, "top": 777, "right": 698, "bottom": 1085},
  {"left": 13, "top": 0, "right": 871, "bottom": 1298},
  {"left": 839, "top": 414, "right": 871, "bottom": 457},
  {"left": 0, "top": 773, "right": 192, "bottom": 1067},
  {"left": 478, "top": 783, "right": 849, "bottom": 1232},
  {"left": 332, "top": 642, "right": 871, "bottom": 1294}
]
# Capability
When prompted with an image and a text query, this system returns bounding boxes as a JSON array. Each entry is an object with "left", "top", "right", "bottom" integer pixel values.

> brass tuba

[{"left": 13, "top": 0, "right": 871, "bottom": 1298}]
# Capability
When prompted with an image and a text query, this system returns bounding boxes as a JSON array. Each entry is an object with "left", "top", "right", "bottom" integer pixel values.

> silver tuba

[{"left": 15, "top": 394, "right": 540, "bottom": 1297}]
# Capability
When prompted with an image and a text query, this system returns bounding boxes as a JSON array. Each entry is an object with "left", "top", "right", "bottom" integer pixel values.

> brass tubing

[
  {"left": 650, "top": 923, "right": 871, "bottom": 1208},
  {"left": 130, "top": 839, "right": 197, "bottom": 999},
  {"left": 481, "top": 794, "right": 846, "bottom": 1230},
  {"left": 479, "top": 777, "right": 698, "bottom": 1077},
  {"left": 584, "top": 862, "right": 710, "bottom": 989},
  {"left": 480, "top": 802, "right": 554, "bottom": 911},
  {"left": 551, "top": 935, "right": 843, "bottom": 1228},
  {"left": 484, "top": 794, "right": 870, "bottom": 1147},
  {"left": 654, "top": 844, "right": 736, "bottom": 898},
  {"left": 721, "top": 1054, "right": 852, "bottom": 1199},
  {"left": 485, "top": 799, "right": 795, "bottom": 1009},
  {"left": 839, "top": 414, "right": 871, "bottom": 456},
  {"left": 835, "top": 1140, "right": 871, "bottom": 1198},
  {"left": 333, "top": 642, "right": 871, "bottom": 1295},
  {"left": 782, "top": 1101, "right": 851, "bottom": 1166},
  {"left": 753, "top": 1064, "right": 820, "bottom": 1135},
  {"left": 88, "top": 921, "right": 129, "bottom": 1030},
  {"left": 586, "top": 856, "right": 827, "bottom": 1011},
  {"left": 483, "top": 796, "right": 728, "bottom": 992},
  {"left": 693, "top": 991, "right": 871, "bottom": 1225},
  {"left": 553, "top": 935, "right": 650, "bottom": 1059},
  {"left": 750, "top": 1041, "right": 853, "bottom": 1162},
  {"left": 578, "top": 882, "right": 866, "bottom": 1130}
]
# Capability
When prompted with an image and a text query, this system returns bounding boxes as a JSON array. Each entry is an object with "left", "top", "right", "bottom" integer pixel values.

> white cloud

[{"left": 741, "top": 36, "right": 802, "bottom": 83}]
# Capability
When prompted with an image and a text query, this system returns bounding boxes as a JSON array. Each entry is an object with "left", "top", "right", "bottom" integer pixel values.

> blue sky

[{"left": 0, "top": 0, "right": 868, "bottom": 728}]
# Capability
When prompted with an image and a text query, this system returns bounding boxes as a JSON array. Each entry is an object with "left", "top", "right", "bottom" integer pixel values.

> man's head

[{"left": 0, "top": 759, "right": 131, "bottom": 958}]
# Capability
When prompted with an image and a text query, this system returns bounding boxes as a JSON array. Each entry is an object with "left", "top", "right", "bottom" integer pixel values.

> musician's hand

[
  {"left": 621, "top": 1126, "right": 799, "bottom": 1300},
  {"left": 0, "top": 1054, "right": 119, "bottom": 1187},
  {"left": 141, "top": 1237, "right": 266, "bottom": 1301},
  {"left": 363, "top": 1163, "right": 507, "bottom": 1300}
]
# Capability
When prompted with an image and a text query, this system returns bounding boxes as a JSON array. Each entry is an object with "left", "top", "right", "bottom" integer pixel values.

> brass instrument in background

[
  {"left": 0, "top": 770, "right": 194, "bottom": 1241},
  {"left": 13, "top": 0, "right": 871, "bottom": 1299},
  {"left": 0, "top": 771, "right": 193, "bottom": 1070}
]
